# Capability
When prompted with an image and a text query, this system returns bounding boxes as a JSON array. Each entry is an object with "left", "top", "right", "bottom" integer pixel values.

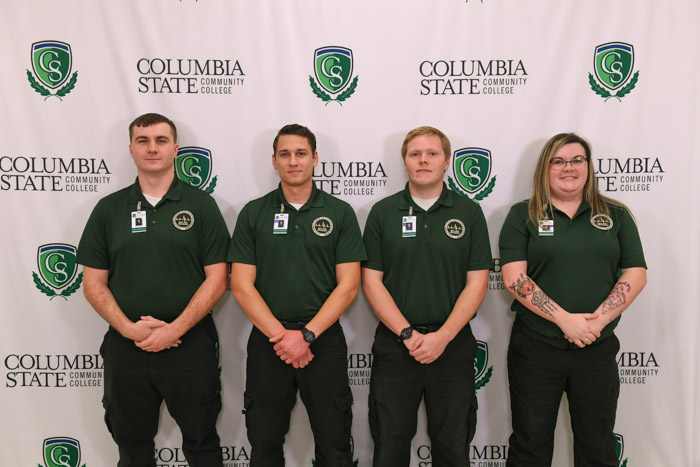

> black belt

[
  {"left": 412, "top": 323, "right": 443, "bottom": 334},
  {"left": 279, "top": 320, "right": 308, "bottom": 330}
]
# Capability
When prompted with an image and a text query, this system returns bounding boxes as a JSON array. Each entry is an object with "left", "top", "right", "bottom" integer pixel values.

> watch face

[
  {"left": 401, "top": 327, "right": 413, "bottom": 341},
  {"left": 302, "top": 327, "right": 316, "bottom": 344}
]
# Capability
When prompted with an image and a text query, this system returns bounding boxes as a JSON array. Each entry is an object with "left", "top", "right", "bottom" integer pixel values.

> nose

[{"left": 146, "top": 140, "right": 158, "bottom": 152}]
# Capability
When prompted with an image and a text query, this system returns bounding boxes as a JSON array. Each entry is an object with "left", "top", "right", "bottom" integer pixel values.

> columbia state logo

[
  {"left": 588, "top": 42, "right": 639, "bottom": 101},
  {"left": 39, "top": 437, "right": 88, "bottom": 467},
  {"left": 474, "top": 340, "right": 493, "bottom": 390},
  {"left": 32, "top": 244, "right": 83, "bottom": 300},
  {"left": 27, "top": 41, "right": 79, "bottom": 100},
  {"left": 175, "top": 146, "right": 218, "bottom": 194},
  {"left": 309, "top": 46, "right": 359, "bottom": 105},
  {"left": 615, "top": 433, "right": 629, "bottom": 467},
  {"left": 448, "top": 147, "right": 497, "bottom": 202}
]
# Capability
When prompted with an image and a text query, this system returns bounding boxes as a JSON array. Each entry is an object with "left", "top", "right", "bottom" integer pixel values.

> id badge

[
  {"left": 402, "top": 216, "right": 417, "bottom": 238},
  {"left": 273, "top": 213, "right": 289, "bottom": 234},
  {"left": 538, "top": 219, "right": 554, "bottom": 236},
  {"left": 131, "top": 211, "right": 147, "bottom": 233}
]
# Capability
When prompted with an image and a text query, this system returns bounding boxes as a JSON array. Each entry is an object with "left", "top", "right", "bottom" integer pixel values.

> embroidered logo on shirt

[
  {"left": 173, "top": 210, "right": 195, "bottom": 230},
  {"left": 312, "top": 217, "right": 333, "bottom": 237},
  {"left": 444, "top": 219, "right": 466, "bottom": 239},
  {"left": 590, "top": 214, "right": 613, "bottom": 231}
]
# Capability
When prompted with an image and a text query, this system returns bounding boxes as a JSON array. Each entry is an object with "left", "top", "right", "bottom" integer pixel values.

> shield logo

[
  {"left": 452, "top": 148, "right": 492, "bottom": 194},
  {"left": 615, "top": 433, "right": 624, "bottom": 462},
  {"left": 314, "top": 47, "right": 353, "bottom": 94},
  {"left": 37, "top": 244, "right": 78, "bottom": 290},
  {"left": 175, "top": 147, "right": 213, "bottom": 190},
  {"left": 43, "top": 437, "right": 81, "bottom": 467},
  {"left": 31, "top": 41, "right": 72, "bottom": 89},
  {"left": 474, "top": 341, "right": 489, "bottom": 380},
  {"left": 594, "top": 42, "right": 634, "bottom": 91}
]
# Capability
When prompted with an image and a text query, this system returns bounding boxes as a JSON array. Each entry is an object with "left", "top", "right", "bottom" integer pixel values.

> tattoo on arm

[
  {"left": 601, "top": 281, "right": 631, "bottom": 315},
  {"left": 531, "top": 291, "right": 558, "bottom": 319},
  {"left": 509, "top": 273, "right": 536, "bottom": 299}
]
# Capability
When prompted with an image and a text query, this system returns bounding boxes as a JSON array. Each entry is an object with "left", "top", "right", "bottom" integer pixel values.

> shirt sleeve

[
  {"left": 227, "top": 203, "right": 257, "bottom": 265},
  {"left": 335, "top": 203, "right": 367, "bottom": 264},
  {"left": 201, "top": 196, "right": 231, "bottom": 266},
  {"left": 76, "top": 200, "right": 110, "bottom": 270},
  {"left": 499, "top": 202, "right": 530, "bottom": 266},
  {"left": 617, "top": 207, "right": 647, "bottom": 269},
  {"left": 467, "top": 203, "right": 493, "bottom": 271},
  {"left": 361, "top": 204, "right": 384, "bottom": 271}
]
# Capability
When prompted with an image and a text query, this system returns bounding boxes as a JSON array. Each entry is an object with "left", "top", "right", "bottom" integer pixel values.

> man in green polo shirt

[
  {"left": 362, "top": 126, "right": 492, "bottom": 466},
  {"left": 77, "top": 113, "right": 230, "bottom": 467},
  {"left": 229, "top": 124, "right": 365, "bottom": 467}
]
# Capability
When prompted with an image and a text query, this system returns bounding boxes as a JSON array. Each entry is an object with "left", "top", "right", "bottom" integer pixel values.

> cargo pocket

[
  {"left": 466, "top": 398, "right": 478, "bottom": 445},
  {"left": 335, "top": 388, "right": 354, "bottom": 436},
  {"left": 368, "top": 393, "right": 379, "bottom": 443},
  {"left": 242, "top": 391, "right": 254, "bottom": 430},
  {"left": 102, "top": 397, "right": 114, "bottom": 437}
]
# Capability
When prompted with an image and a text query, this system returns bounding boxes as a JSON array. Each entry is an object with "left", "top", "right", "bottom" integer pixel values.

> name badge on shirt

[
  {"left": 273, "top": 213, "right": 289, "bottom": 234},
  {"left": 402, "top": 216, "right": 417, "bottom": 238},
  {"left": 538, "top": 219, "right": 554, "bottom": 236},
  {"left": 131, "top": 211, "right": 147, "bottom": 233}
]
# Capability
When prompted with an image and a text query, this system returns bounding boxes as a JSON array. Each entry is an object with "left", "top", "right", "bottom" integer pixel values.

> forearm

[
  {"left": 437, "top": 269, "right": 488, "bottom": 342},
  {"left": 84, "top": 281, "right": 135, "bottom": 337},
  {"left": 306, "top": 262, "right": 360, "bottom": 337},
  {"left": 593, "top": 267, "right": 647, "bottom": 324},
  {"left": 361, "top": 268, "right": 410, "bottom": 336},
  {"left": 169, "top": 268, "right": 228, "bottom": 338},
  {"left": 502, "top": 265, "right": 567, "bottom": 323}
]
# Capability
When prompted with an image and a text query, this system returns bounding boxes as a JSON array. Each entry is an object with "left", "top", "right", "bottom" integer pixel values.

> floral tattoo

[{"left": 509, "top": 273, "right": 536, "bottom": 299}]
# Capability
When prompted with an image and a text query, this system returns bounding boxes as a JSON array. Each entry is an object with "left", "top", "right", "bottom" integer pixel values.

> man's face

[
  {"left": 272, "top": 134, "right": 318, "bottom": 188},
  {"left": 403, "top": 134, "right": 449, "bottom": 190},
  {"left": 129, "top": 122, "right": 178, "bottom": 177}
]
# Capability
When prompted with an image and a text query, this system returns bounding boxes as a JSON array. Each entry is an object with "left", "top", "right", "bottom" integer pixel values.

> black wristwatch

[
  {"left": 399, "top": 326, "right": 414, "bottom": 341},
  {"left": 301, "top": 326, "right": 316, "bottom": 344}
]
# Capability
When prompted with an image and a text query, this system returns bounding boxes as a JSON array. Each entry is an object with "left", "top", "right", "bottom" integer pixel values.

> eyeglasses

[{"left": 549, "top": 156, "right": 587, "bottom": 170}]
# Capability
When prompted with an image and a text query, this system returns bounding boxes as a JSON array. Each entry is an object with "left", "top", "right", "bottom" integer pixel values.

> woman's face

[{"left": 548, "top": 142, "right": 588, "bottom": 201}]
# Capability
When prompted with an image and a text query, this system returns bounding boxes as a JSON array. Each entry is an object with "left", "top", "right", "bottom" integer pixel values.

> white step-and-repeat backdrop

[{"left": 1, "top": 1, "right": 698, "bottom": 465}]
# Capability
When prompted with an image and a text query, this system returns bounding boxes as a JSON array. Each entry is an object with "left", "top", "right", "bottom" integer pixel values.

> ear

[
  {"left": 271, "top": 153, "right": 278, "bottom": 170},
  {"left": 312, "top": 151, "right": 319, "bottom": 167}
]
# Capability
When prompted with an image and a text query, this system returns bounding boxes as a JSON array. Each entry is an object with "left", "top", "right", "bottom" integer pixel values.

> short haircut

[
  {"left": 273, "top": 124, "right": 317, "bottom": 154},
  {"left": 129, "top": 113, "right": 177, "bottom": 143},
  {"left": 401, "top": 126, "right": 451, "bottom": 160}
]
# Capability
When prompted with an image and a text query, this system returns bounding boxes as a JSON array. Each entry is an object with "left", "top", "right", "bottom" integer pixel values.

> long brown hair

[{"left": 528, "top": 133, "right": 625, "bottom": 223}]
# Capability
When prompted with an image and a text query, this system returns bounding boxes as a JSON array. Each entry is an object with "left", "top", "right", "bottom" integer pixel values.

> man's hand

[
  {"left": 270, "top": 330, "right": 311, "bottom": 365},
  {"left": 134, "top": 316, "right": 183, "bottom": 352},
  {"left": 290, "top": 348, "right": 315, "bottom": 369},
  {"left": 408, "top": 332, "right": 450, "bottom": 364}
]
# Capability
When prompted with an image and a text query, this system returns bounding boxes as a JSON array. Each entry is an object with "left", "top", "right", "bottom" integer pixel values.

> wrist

[{"left": 301, "top": 326, "right": 316, "bottom": 344}]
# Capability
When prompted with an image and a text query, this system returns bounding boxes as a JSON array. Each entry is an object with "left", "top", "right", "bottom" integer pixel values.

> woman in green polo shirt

[{"left": 499, "top": 133, "right": 647, "bottom": 466}]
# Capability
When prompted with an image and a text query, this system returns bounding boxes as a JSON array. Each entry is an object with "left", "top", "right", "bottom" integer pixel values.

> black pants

[
  {"left": 244, "top": 321, "right": 353, "bottom": 467},
  {"left": 101, "top": 315, "right": 223, "bottom": 467},
  {"left": 369, "top": 323, "right": 478, "bottom": 467},
  {"left": 506, "top": 319, "right": 620, "bottom": 467}
]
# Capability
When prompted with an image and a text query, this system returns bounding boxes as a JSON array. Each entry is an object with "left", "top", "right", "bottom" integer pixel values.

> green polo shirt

[
  {"left": 228, "top": 183, "right": 366, "bottom": 322},
  {"left": 499, "top": 199, "right": 647, "bottom": 339},
  {"left": 77, "top": 177, "right": 230, "bottom": 322},
  {"left": 363, "top": 183, "right": 493, "bottom": 325}
]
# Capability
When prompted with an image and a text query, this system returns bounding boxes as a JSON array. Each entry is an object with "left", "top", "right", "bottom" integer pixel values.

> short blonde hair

[{"left": 401, "top": 126, "right": 451, "bottom": 160}]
